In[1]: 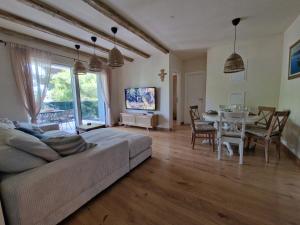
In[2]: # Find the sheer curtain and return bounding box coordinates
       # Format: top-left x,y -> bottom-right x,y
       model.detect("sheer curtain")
99,67 -> 114,126
9,43 -> 52,123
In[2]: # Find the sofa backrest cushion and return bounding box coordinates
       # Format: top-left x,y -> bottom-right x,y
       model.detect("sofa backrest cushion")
0,128 -> 47,173
6,129 -> 61,162
42,135 -> 97,156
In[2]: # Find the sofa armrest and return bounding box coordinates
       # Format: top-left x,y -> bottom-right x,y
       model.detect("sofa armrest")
0,201 -> 5,225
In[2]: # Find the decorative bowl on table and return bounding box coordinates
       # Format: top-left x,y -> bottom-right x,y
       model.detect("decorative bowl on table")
206,110 -> 218,115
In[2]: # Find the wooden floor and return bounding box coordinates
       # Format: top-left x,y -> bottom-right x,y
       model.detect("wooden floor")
60,125 -> 300,225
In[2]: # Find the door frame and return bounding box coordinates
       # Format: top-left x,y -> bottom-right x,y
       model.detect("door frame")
170,72 -> 182,129
184,71 -> 206,124
172,74 -> 178,121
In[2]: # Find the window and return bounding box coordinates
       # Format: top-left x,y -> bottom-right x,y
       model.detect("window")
39,65 -> 106,132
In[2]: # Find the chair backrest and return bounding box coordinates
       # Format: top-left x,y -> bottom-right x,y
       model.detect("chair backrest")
219,111 -> 248,138
189,109 -> 197,133
189,105 -> 200,120
63,109 -> 71,119
219,105 -> 227,111
255,106 -> 276,129
267,110 -> 290,137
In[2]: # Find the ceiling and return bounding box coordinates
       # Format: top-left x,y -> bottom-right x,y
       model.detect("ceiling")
0,0 -> 299,60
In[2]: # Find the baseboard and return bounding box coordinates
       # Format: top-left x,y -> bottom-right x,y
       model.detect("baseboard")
281,140 -> 300,166
109,122 -> 119,127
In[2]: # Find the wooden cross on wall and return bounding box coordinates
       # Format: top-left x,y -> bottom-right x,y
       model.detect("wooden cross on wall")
158,69 -> 167,82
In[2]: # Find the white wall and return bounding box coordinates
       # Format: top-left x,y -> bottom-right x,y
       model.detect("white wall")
206,34 -> 283,111
112,53 -> 170,129
183,55 -> 207,74
278,14 -> 300,158
0,46 -> 27,121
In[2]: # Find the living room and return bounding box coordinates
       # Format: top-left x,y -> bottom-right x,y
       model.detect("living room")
0,1 -> 300,225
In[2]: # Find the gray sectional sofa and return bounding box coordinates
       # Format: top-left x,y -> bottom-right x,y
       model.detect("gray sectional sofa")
0,128 -> 152,225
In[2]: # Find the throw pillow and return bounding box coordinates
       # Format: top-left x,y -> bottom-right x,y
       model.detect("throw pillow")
0,128 -> 47,173
5,129 -> 61,162
42,135 -> 97,156
14,122 -> 45,133
15,127 -> 45,139
0,118 -> 15,129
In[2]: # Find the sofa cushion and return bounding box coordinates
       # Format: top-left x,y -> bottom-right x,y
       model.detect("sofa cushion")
44,130 -> 72,138
126,135 -> 152,158
0,128 -> 47,173
42,135 -> 97,156
81,128 -> 152,158
6,129 -> 61,161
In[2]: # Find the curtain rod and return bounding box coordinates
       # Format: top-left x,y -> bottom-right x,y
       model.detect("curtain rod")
0,39 -> 89,63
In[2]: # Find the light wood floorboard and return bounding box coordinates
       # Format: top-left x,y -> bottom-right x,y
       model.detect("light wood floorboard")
60,125 -> 300,225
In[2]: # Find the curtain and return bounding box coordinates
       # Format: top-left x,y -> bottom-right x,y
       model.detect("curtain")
9,43 -> 52,123
99,67 -> 114,126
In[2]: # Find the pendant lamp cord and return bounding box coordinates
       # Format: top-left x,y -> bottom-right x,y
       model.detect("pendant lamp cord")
234,25 -> 237,53
114,33 -> 116,47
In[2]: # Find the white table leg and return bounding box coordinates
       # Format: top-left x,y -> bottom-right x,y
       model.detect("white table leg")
224,142 -> 233,156
218,138 -> 222,160
239,141 -> 244,164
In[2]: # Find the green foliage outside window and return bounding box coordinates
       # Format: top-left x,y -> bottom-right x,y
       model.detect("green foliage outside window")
46,68 -> 73,102
45,68 -> 101,121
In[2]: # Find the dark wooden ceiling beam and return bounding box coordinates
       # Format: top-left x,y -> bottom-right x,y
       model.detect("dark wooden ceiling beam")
0,26 -> 108,62
0,8 -> 134,62
17,0 -> 150,58
82,0 -> 169,54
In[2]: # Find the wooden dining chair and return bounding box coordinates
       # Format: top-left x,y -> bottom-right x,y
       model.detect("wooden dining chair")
255,106 -> 276,129
246,110 -> 290,163
190,105 -> 201,120
246,106 -> 276,150
218,112 -> 248,164
189,105 -> 213,125
190,109 -> 216,150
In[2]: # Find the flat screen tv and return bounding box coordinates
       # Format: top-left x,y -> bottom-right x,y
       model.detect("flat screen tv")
125,87 -> 156,111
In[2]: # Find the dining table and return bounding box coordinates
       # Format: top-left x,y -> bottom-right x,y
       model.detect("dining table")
203,112 -> 260,124
202,112 -> 260,155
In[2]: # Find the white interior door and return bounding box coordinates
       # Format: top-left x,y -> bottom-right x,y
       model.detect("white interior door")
184,73 -> 206,123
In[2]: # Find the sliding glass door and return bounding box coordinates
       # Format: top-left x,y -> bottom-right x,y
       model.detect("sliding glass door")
41,65 -> 76,131
40,65 -> 105,132
77,72 -> 105,125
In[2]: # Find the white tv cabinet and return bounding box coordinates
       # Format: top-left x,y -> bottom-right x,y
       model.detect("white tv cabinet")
120,113 -> 158,130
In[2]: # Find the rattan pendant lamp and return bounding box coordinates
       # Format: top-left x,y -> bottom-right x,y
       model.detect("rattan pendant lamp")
89,36 -> 104,72
73,44 -> 87,75
224,18 -> 245,74
109,27 -> 124,68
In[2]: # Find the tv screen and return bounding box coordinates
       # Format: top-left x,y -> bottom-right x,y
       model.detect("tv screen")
125,87 -> 156,110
